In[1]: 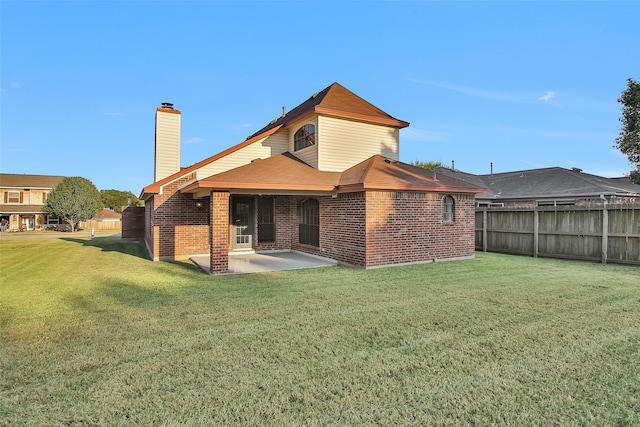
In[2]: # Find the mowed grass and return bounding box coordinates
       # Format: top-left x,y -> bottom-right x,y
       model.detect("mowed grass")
1,236 -> 639,426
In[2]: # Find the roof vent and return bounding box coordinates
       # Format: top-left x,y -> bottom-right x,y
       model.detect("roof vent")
160,102 -> 174,109
572,167 -> 583,173
312,92 -> 319,98
282,106 -> 286,118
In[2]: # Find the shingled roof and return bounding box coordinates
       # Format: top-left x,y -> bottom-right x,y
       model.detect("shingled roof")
435,166 -> 640,200
181,153 -> 486,195
142,83 -> 410,199
246,82 -> 409,140
0,173 -> 65,189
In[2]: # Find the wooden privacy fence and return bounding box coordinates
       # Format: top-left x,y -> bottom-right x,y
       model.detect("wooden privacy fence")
81,219 -> 122,231
475,203 -> 640,265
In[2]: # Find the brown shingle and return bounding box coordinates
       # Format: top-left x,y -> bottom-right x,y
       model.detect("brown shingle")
0,174 -> 65,189
182,154 -> 486,195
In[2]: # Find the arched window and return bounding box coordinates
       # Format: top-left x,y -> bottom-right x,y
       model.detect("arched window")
294,124 -> 316,151
444,196 -> 455,222
299,198 -> 319,246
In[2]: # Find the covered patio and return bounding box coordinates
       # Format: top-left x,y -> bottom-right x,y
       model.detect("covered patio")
190,250 -> 337,275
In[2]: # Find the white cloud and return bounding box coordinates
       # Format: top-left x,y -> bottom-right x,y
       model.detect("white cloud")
234,123 -> 252,130
185,137 -> 205,144
103,112 -> 122,116
10,82 -> 21,88
538,91 -> 555,101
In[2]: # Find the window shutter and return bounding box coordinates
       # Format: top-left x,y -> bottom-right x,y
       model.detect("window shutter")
20,192 -> 24,203
3,192 -> 6,203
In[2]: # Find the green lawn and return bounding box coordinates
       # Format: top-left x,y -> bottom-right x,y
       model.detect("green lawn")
1,235 -> 639,426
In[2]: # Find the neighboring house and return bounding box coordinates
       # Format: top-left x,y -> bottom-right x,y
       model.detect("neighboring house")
137,83 -> 486,273
80,208 -> 122,232
0,174 -> 65,231
435,166 -> 640,208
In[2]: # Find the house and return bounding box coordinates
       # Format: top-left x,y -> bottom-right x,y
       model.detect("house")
136,83 -> 486,273
80,208 -> 123,232
0,173 -> 65,231
435,166 -> 640,208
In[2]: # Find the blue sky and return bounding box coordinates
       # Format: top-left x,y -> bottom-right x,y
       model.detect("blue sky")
2,1 -> 639,194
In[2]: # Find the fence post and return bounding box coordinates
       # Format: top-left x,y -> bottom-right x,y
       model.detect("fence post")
482,209 -> 488,252
601,206 -> 609,264
533,209 -> 539,258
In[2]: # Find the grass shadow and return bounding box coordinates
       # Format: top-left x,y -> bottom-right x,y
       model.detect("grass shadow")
61,235 -> 149,260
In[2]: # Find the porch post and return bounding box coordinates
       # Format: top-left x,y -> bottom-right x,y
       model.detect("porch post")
210,191 -> 230,274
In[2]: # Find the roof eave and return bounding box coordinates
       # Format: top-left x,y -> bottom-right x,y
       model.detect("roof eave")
314,106 -> 410,128
141,125 -> 285,197
180,181 -> 337,194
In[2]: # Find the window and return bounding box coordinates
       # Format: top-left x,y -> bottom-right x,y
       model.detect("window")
258,197 -> 275,242
7,191 -> 21,204
294,124 -> 316,151
444,196 -> 454,222
299,198 -> 319,246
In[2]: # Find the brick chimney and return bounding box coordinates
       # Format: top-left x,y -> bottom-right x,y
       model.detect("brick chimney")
154,103 -> 181,182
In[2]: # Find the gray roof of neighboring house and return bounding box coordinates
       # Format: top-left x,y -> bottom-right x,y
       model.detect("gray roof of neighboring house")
434,167 -> 640,201
0,174 -> 65,189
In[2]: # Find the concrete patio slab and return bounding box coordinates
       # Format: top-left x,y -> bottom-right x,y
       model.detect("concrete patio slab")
190,250 -> 337,274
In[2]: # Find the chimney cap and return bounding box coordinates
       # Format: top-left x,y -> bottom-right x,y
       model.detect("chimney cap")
160,102 -> 174,109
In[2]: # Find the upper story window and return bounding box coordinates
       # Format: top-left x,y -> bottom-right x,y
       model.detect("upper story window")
443,196 -> 455,222
294,124 -> 316,151
6,191 -> 22,204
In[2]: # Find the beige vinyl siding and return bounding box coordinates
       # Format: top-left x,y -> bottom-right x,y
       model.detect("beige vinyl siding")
317,115 -> 399,172
155,111 -> 181,182
288,118 -> 318,168
195,131 -> 289,180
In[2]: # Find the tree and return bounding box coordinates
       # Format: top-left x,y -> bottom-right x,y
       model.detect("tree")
615,78 -> 640,184
100,189 -> 141,213
410,160 -> 445,170
44,177 -> 102,232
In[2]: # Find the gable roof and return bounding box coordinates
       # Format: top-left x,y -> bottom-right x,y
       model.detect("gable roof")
247,82 -> 409,139
0,173 -> 65,190
181,153 -> 341,194
181,153 -> 485,196
141,83 -> 409,199
91,208 -> 122,221
435,166 -> 640,200
141,125 -> 283,197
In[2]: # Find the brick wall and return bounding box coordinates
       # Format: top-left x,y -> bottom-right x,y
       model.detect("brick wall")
365,191 -> 476,267
122,206 -> 145,239
146,174 -> 211,261
210,191 -> 230,273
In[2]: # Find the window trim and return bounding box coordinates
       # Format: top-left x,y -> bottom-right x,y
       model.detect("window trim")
294,124 -> 316,152
443,195 -> 455,222
7,191 -> 21,204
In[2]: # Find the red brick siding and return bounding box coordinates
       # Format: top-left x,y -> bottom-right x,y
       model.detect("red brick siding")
288,194 -> 367,266
210,191 -> 230,273
365,192 -> 476,267
146,174 -> 210,260
285,192 -> 475,268
121,206 -> 145,239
